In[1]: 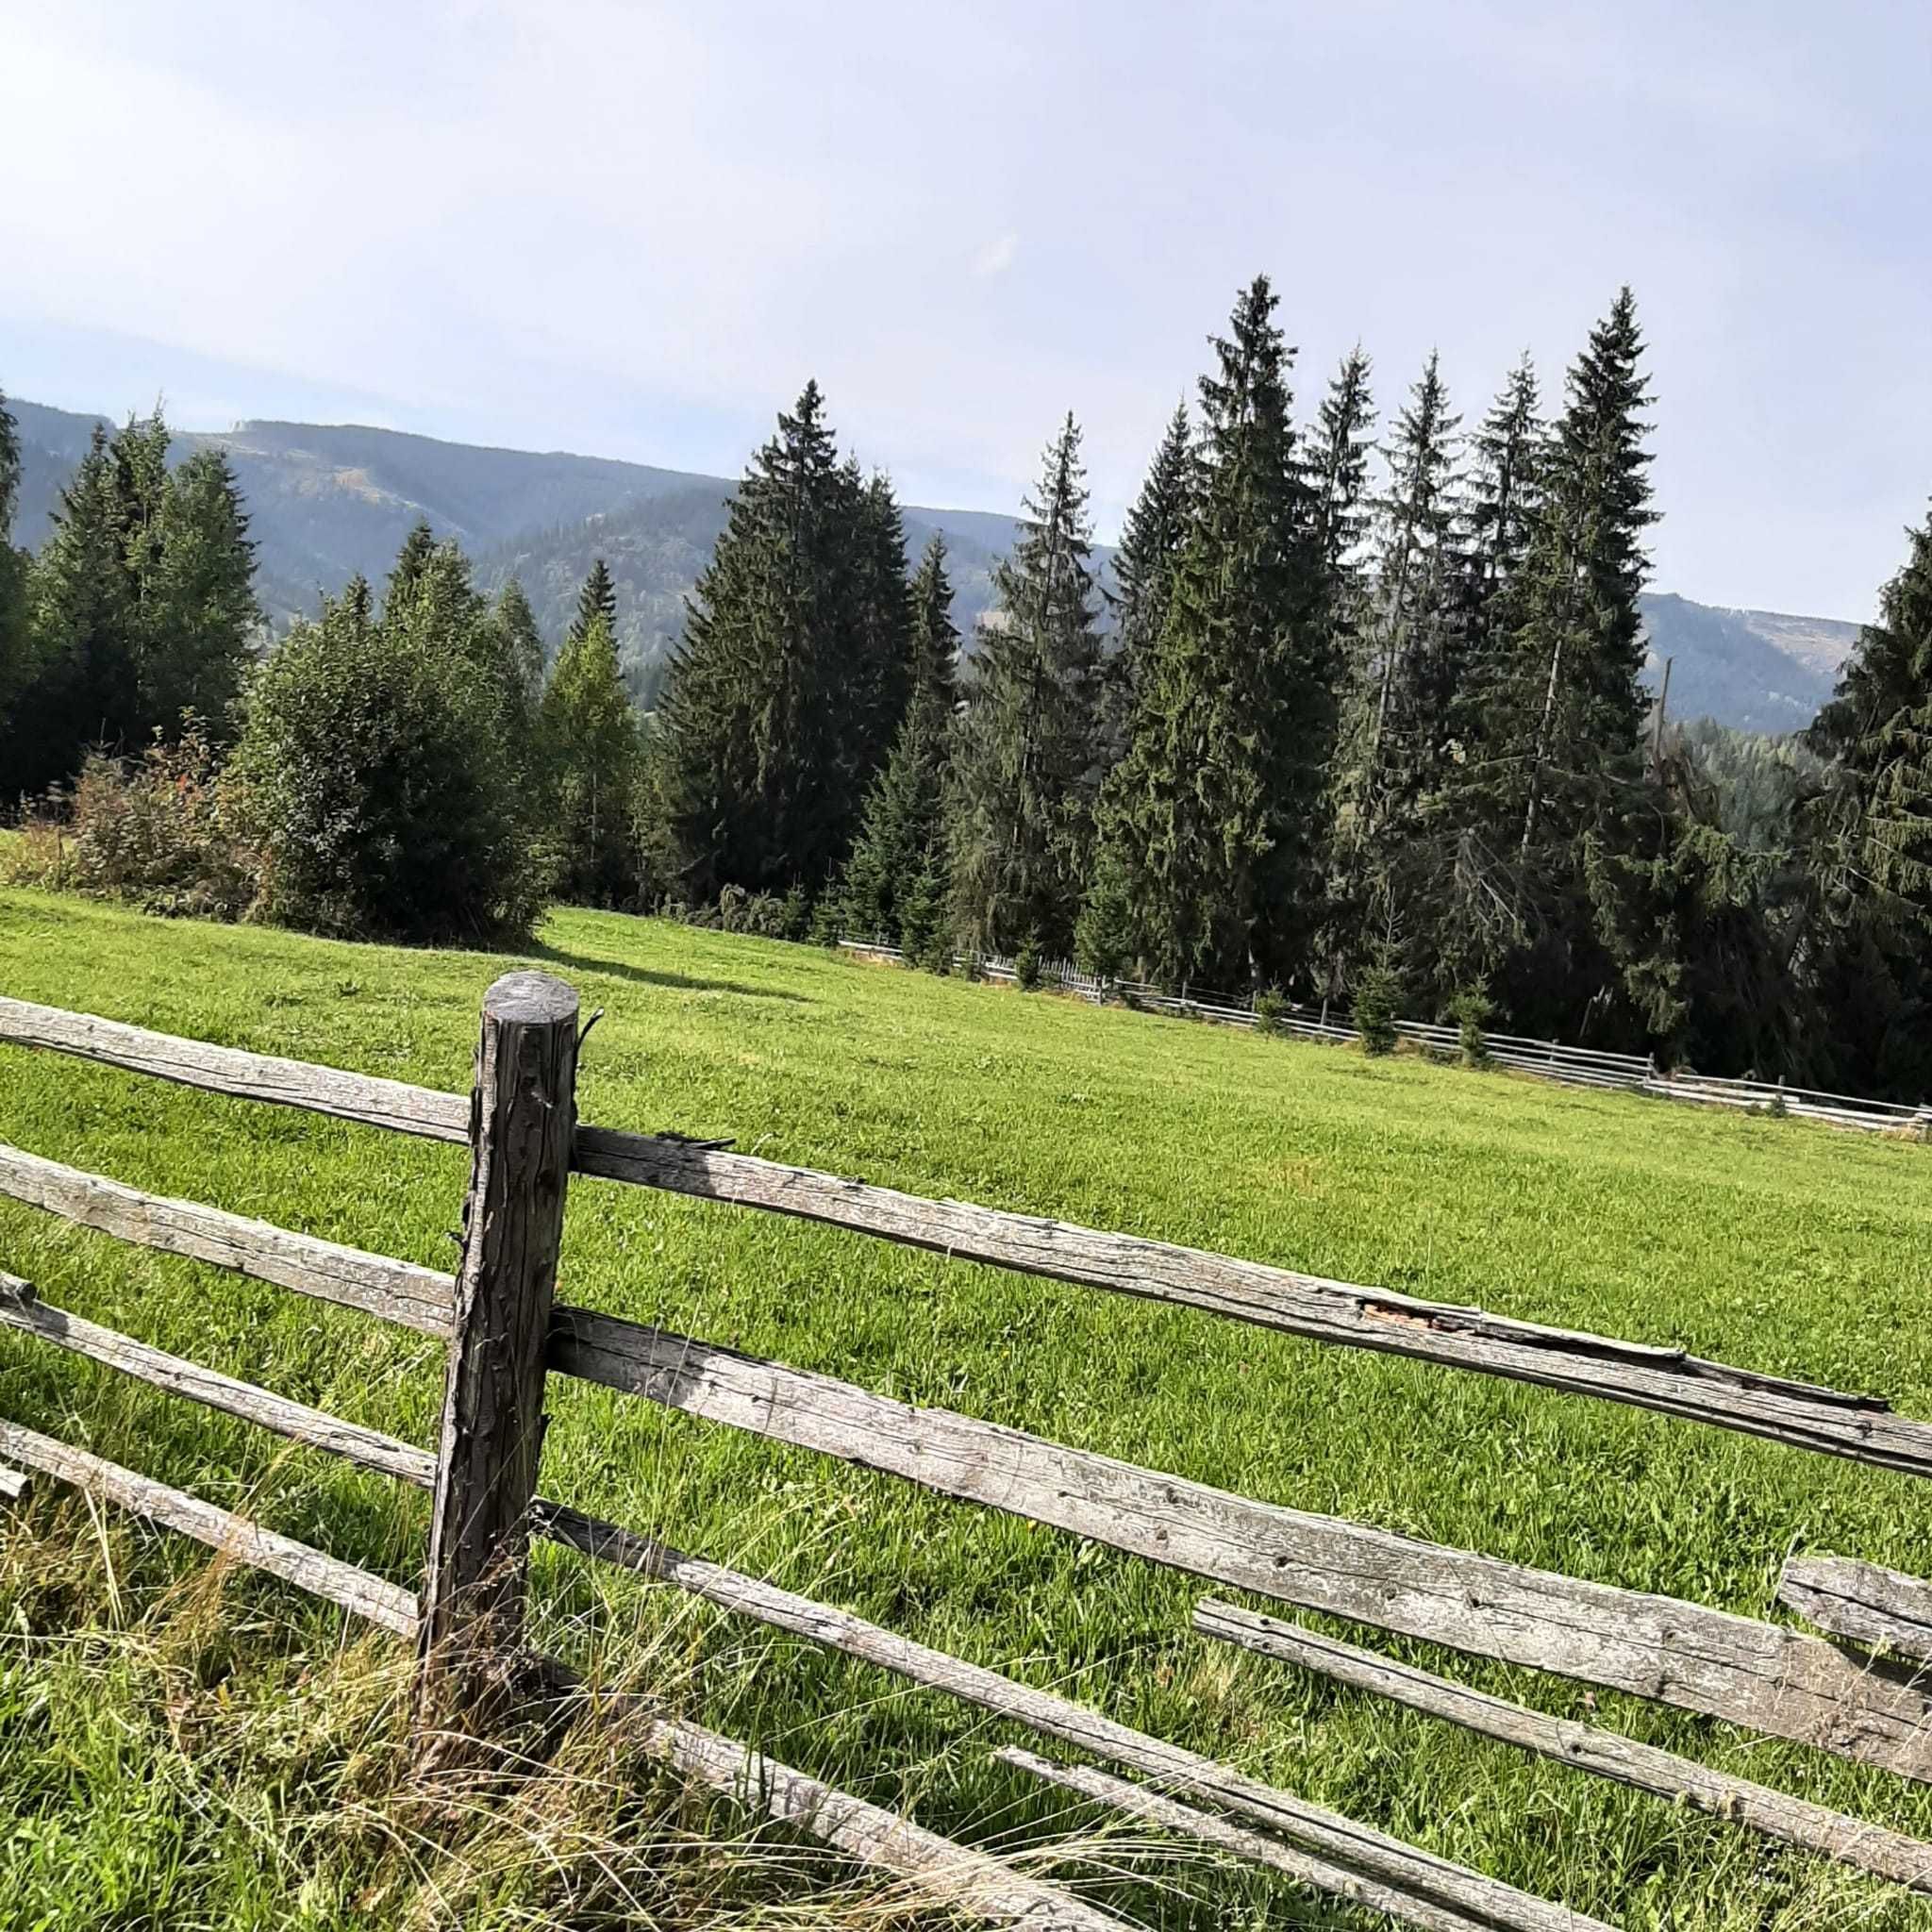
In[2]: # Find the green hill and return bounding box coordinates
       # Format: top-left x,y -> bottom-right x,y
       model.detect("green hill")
8,396 -> 1861,727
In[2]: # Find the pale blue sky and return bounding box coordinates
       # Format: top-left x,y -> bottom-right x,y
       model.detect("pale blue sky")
2,0 -> 1927,619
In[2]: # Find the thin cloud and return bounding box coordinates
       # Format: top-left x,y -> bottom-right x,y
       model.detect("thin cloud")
973,232 -> 1018,278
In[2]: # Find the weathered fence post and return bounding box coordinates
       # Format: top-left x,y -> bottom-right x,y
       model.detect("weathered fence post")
412,971 -> 579,1774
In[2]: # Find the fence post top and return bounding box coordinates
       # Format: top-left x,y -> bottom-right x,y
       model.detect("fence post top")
482,972 -> 578,1024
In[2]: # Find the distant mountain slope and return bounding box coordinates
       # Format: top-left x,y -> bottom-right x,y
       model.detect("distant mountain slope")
1637,593 -> 1859,733
8,396 -> 1861,728
8,398 -> 718,625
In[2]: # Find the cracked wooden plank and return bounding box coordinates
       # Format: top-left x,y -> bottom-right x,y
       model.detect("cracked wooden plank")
1196,1599 -> 1932,1895
545,1307 -> 1932,1781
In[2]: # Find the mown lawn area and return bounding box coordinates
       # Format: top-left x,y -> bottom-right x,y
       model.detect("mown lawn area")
3,884 -> 1932,1930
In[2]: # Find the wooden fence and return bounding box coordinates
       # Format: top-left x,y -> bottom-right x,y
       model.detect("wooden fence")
842,937 -> 1932,1135
4,980 -> 1932,1930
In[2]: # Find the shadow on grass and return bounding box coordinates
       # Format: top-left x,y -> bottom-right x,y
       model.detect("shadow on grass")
530,941 -> 810,1004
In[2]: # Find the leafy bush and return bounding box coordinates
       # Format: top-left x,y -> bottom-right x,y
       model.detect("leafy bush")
1449,987 -> 1493,1067
1353,966 -> 1402,1057
227,591 -> 541,944
3,724 -> 257,920
1254,988 -> 1289,1037
1013,933 -> 1043,991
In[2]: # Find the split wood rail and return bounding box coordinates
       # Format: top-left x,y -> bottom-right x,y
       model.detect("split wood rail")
3,982 -> 1932,1931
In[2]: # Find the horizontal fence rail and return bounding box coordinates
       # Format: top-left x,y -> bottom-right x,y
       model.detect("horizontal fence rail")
7,986 -> 1932,1925
839,941 -> 1932,1134
5,991 -> 1926,1473
0,1271 -> 1591,1930
1193,1601 -> 1932,1895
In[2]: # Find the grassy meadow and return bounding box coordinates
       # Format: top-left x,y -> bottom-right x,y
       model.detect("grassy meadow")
3,884 -> 1932,1930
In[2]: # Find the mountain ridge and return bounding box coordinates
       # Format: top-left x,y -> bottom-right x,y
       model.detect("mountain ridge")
7,396 -> 1862,729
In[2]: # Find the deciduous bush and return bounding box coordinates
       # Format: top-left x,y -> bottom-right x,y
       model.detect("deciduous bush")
226,590 -> 541,944
2,723 -> 257,920
1254,988 -> 1288,1037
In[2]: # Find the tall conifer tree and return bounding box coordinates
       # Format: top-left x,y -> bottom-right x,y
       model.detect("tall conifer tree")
1102,403 -> 1193,756
1802,506 -> 1932,1096
837,533 -> 958,950
1085,276 -> 1329,990
644,382 -> 901,901
542,612 -> 641,906
0,391 -> 29,791
948,413 -> 1104,957
1507,290 -> 1656,858
570,558 -> 618,645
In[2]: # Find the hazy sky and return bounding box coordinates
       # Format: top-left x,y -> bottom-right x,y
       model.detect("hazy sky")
3,0 -> 1927,619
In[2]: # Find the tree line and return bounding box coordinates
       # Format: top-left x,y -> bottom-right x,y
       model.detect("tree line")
3,274 -> 1928,1100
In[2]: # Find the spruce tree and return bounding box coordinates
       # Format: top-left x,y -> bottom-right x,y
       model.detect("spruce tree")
1803,506 -> 1932,1096
1508,289 -> 1657,858
1324,354 -> 1465,995
1085,276 -> 1329,991
1464,353 -> 1542,641
644,382 -> 898,902
22,423 -> 140,783
569,558 -> 618,645
491,577 -> 547,727
141,448 -> 258,733
1345,352 -> 1463,856
541,612 -> 641,906
1418,298 -> 1656,1022
948,414 -> 1104,957
1102,403 -> 1193,756
386,520 -> 438,609
837,533 -> 958,946
848,468 -> 915,789
0,391 -> 29,791
1307,347 -> 1376,586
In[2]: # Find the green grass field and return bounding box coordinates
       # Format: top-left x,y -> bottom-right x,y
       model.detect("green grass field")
3,884 -> 1932,1931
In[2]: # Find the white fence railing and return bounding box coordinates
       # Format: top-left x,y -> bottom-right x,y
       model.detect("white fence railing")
839,938 -> 1930,1140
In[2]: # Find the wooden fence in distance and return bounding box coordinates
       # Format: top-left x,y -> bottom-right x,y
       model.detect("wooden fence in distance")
4,984 -> 1932,1929
842,937 -> 1932,1135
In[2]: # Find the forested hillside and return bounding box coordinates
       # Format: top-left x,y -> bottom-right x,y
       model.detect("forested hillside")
8,396 -> 1852,728
6,275 -> 1928,1102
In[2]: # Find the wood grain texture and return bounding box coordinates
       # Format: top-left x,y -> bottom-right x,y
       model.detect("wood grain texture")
645,1718 -> 1133,1932
997,1748 -> 1507,1932
571,1126 -> 1932,1478
6,994 -> 1924,1474
0,1416 -> 418,1633
547,1307 -> 1932,1781
0,1281 -> 1560,1927
415,972 -> 578,1757
533,1502 -> 1600,1931
0,1271 -> 436,1486
1780,1556 -> 1932,1665
1195,1599 -> 1932,1895
0,1142 -> 454,1335
0,994 -> 470,1140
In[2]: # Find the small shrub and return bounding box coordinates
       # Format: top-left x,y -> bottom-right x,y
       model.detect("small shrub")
1254,988 -> 1289,1038
778,883 -> 812,942
1449,987 -> 1493,1068
1013,933 -> 1043,991
713,885 -> 792,938
1353,966 -> 1402,1058
3,724 -> 258,921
